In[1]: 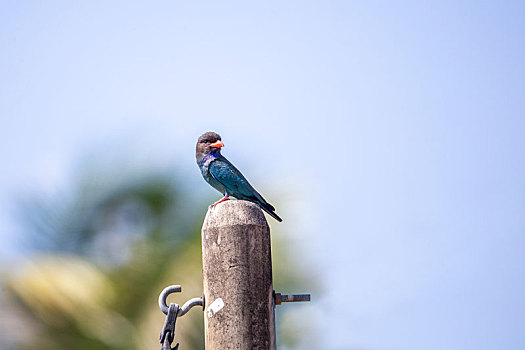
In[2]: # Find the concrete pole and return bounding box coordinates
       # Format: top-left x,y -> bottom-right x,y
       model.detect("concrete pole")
201,200 -> 275,350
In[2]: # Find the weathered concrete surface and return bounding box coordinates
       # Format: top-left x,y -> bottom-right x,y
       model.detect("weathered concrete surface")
202,200 -> 275,350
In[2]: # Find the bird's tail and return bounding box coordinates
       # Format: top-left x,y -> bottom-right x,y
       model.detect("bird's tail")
260,202 -> 283,222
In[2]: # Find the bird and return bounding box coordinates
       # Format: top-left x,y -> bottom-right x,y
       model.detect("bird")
196,131 -> 282,222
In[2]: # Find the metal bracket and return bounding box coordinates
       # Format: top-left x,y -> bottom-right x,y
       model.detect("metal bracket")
160,303 -> 180,350
273,290 -> 311,306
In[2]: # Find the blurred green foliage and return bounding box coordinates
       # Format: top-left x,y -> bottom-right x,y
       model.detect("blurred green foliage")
1,162 -> 313,349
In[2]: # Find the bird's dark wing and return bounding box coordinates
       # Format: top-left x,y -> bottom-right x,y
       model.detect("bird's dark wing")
209,156 -> 282,222
208,157 -> 264,202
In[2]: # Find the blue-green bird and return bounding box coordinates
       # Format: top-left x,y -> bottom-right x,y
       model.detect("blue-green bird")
196,131 -> 282,222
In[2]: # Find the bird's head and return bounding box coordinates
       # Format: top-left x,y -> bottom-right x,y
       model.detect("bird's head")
196,132 -> 224,160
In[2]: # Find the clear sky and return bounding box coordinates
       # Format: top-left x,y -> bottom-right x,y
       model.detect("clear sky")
1,1 -> 525,349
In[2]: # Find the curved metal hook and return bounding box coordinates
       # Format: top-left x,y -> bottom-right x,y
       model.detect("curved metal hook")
158,285 -> 203,316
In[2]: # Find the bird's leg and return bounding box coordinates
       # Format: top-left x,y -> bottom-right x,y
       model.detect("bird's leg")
211,195 -> 230,206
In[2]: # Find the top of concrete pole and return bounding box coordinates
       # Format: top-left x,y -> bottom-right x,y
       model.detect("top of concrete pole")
201,198 -> 274,350
203,200 -> 269,229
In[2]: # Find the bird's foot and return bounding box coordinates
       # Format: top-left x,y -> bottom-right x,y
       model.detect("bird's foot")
211,195 -> 230,207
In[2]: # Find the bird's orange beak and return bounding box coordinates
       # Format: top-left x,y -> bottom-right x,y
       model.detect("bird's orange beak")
210,140 -> 224,148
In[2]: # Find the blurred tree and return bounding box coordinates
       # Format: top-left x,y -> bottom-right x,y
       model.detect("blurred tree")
1,160 -> 314,349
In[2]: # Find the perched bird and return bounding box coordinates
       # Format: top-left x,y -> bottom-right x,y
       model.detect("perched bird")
196,132 -> 282,222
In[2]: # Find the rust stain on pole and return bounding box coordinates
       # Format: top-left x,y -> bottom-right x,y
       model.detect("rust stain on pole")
202,200 -> 275,350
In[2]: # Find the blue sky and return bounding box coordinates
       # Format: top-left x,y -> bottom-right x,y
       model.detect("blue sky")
1,1 -> 525,349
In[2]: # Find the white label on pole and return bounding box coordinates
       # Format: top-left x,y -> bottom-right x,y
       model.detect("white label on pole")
207,298 -> 225,318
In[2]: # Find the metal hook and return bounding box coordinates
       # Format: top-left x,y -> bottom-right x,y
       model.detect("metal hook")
158,285 -> 204,316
